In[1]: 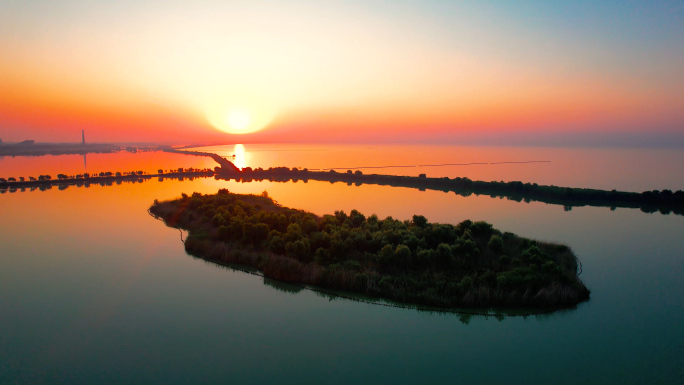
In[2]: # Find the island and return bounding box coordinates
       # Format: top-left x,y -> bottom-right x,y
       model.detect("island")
150,189 -> 590,309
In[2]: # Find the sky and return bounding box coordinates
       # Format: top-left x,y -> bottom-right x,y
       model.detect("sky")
1,0 -> 683,145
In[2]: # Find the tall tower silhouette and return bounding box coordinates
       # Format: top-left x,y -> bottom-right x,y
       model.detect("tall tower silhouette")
82,130 -> 85,145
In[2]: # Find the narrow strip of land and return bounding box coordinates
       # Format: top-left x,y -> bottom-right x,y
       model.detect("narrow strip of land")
3,149 -> 683,216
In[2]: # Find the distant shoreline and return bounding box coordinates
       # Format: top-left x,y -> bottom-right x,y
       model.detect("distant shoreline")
215,166 -> 684,216
0,143 -> 125,157
0,169 -> 214,191
2,148 -> 683,216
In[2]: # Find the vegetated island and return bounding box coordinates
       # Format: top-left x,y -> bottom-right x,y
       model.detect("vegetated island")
150,189 -> 590,309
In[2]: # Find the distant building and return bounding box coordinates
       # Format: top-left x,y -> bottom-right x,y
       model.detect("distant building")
0,138 -> 3,145
17,140 -> 35,146
82,130 -> 85,145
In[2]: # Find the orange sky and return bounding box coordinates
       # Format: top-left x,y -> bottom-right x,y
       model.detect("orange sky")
1,1 -> 683,145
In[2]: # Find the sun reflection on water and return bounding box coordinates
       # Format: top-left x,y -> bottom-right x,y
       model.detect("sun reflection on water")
233,144 -> 248,170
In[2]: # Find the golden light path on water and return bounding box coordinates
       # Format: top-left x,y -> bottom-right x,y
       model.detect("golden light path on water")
233,144 -> 248,170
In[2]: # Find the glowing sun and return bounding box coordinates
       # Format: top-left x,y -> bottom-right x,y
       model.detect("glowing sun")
227,110 -> 251,131
205,98 -> 275,135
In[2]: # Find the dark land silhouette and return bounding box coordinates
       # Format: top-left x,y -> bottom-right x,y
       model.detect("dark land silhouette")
0,142 -> 123,156
150,190 -> 590,309
0,168 -> 214,193
214,165 -> 684,216
3,151 -> 684,216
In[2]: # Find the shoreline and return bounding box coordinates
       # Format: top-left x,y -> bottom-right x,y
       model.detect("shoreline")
3,148 -> 683,216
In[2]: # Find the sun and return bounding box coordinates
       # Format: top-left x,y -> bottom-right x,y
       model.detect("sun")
204,97 -> 276,135
227,109 -> 251,131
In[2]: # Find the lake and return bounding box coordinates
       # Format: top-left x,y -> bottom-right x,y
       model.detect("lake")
1,144 -> 682,384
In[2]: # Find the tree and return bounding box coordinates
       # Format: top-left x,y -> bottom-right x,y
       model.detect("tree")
378,244 -> 395,269
269,236 -> 286,254
314,247 -> 332,264
349,210 -> 366,228
395,245 -> 412,267
435,243 -> 454,267
488,235 -> 504,253
470,221 -> 493,238
412,215 -> 428,228
285,239 -> 311,262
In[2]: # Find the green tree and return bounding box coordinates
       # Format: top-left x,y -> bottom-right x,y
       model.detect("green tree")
269,236 -> 285,254
412,215 -> 428,228
435,243 -> 454,267
488,235 -> 504,253
394,245 -> 412,268
378,244 -> 395,269
285,239 -> 311,262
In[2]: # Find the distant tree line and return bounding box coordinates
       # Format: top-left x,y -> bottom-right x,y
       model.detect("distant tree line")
6,157 -> 683,217
0,167 -> 215,189
214,166 -> 684,216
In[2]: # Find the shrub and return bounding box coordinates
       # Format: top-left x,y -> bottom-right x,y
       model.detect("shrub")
395,244 -> 412,267
269,236 -> 286,254
285,239 -> 312,262
412,215 -> 428,228
488,235 -> 504,253
458,276 -> 474,291
470,221 -> 494,238
435,243 -> 454,267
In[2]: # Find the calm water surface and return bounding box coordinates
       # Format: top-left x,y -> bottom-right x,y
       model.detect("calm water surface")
1,145 -> 682,384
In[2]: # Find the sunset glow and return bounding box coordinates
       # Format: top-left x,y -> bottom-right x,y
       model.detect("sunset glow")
227,110 -> 250,132
2,2 -> 684,381
1,1 -> 683,145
